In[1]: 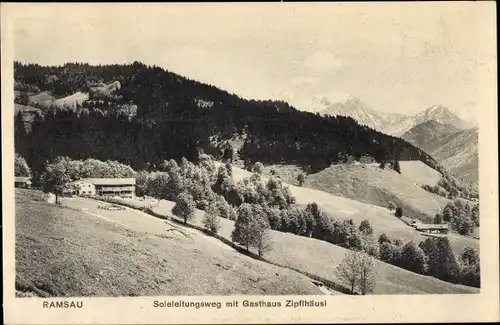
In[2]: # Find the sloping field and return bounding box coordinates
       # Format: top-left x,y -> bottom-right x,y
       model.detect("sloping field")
16,189 -> 322,297
28,91 -> 55,106
304,163 -> 450,222
150,200 -> 478,295
53,91 -> 89,108
398,161 -> 443,186
222,163 -> 479,255
261,164 -> 307,186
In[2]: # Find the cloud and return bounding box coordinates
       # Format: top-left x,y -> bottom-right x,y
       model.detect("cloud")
302,51 -> 346,71
291,76 -> 316,87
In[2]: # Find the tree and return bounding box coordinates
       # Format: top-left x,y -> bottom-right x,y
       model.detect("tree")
426,237 -> 460,283
145,172 -> 170,200
252,162 -> 264,174
362,234 -> 380,258
15,153 -> 31,177
459,247 -> 480,288
215,196 -> 237,220
359,220 -> 373,236
253,214 -> 273,257
452,212 -> 475,236
387,202 -> 396,211
358,252 -> 377,295
442,203 -> 454,222
378,233 -> 391,245
244,159 -> 253,172
203,204 -> 221,235
471,204 -> 479,227
263,205 -> 282,230
335,250 -> 377,295
379,161 -> 386,169
335,250 -> 361,294
222,142 -> 234,162
346,228 -> 365,251
296,173 -> 305,186
15,112 -> 27,157
393,238 -> 404,246
232,203 -> 256,251
172,192 -> 196,225
224,162 -> 233,177
198,153 -> 216,174
379,242 -> 400,264
40,160 -> 73,204
231,203 -> 273,256
395,207 -> 403,218
398,241 -> 428,274
393,160 -> 401,174
434,213 -> 443,224
18,91 -> 30,105
461,247 -> 479,267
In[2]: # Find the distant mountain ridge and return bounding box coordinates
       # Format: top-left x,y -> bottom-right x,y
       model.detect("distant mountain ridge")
309,95 -> 475,136
14,61 -> 443,179
402,121 -> 478,183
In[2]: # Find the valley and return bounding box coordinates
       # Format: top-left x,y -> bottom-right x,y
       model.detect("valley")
13,61 -> 481,298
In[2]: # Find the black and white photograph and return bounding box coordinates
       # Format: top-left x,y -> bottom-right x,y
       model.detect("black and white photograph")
3,2 -> 499,324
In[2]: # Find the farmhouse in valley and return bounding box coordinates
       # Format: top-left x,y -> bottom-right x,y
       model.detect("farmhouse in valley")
15,176 -> 32,188
71,178 -> 136,198
414,223 -> 450,234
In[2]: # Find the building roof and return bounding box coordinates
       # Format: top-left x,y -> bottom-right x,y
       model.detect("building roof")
416,223 -> 449,230
15,176 -> 31,183
82,178 -> 136,185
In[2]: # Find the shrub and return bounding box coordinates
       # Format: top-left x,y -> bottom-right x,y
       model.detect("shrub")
395,207 -> 403,218
393,160 -> 401,174
296,173 -> 305,186
378,233 -> 391,245
359,220 -> 373,236
252,162 -> 264,174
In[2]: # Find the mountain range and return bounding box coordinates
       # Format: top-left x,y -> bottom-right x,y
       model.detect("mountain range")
308,95 -> 475,136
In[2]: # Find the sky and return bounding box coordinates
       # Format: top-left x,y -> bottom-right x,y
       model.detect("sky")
11,3 -> 496,122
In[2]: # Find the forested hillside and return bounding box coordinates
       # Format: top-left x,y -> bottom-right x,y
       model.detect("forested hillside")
14,61 -> 441,183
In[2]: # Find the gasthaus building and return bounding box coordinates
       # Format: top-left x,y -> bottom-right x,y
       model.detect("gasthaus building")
72,178 -> 136,198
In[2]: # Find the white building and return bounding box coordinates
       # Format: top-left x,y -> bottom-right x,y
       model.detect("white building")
70,178 -> 136,198
71,179 -> 96,196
